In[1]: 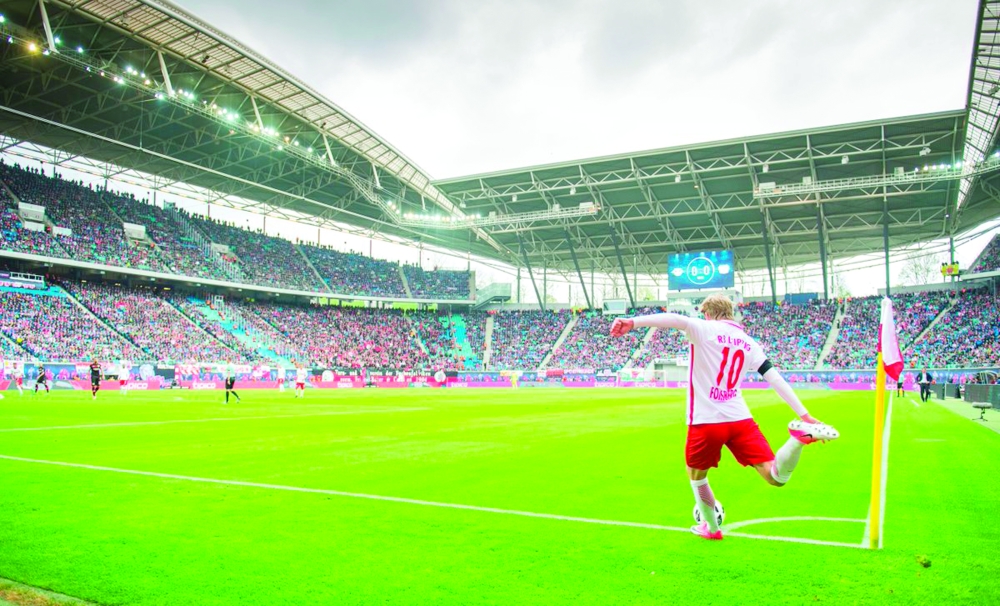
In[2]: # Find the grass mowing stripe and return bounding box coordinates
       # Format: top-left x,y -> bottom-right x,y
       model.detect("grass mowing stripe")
0,453 -> 864,549
0,407 -> 428,432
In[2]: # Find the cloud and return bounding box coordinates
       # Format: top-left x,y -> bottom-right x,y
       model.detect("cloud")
179,0 -> 978,178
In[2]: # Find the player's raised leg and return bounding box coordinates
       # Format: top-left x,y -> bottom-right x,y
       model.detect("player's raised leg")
752,419 -> 840,486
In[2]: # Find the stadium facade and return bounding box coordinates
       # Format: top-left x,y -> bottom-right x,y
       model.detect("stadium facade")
0,0 -> 998,379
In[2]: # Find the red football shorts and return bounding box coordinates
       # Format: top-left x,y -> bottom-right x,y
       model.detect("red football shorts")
686,418 -> 774,469
119,379 -> 128,386
295,382 -> 305,389
16,377 -> 23,386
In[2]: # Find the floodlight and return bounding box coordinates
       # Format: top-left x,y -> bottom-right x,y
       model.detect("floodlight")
841,155 -> 849,164
919,147 -> 931,156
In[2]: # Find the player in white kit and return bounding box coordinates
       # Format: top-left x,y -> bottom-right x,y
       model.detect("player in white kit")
118,360 -> 131,396
294,365 -> 308,398
610,294 -> 839,540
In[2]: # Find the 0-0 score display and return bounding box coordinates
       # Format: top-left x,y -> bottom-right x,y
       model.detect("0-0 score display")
667,250 -> 735,290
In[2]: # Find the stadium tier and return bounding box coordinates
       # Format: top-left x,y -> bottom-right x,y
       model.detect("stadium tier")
905,289 -> 1000,369
298,243 -> 407,297
487,310 -> 572,371
547,311 -> 645,371
0,277 -> 997,371
824,292 -> 951,370
0,161 -> 473,300
738,301 -> 837,370
971,234 -> 1000,274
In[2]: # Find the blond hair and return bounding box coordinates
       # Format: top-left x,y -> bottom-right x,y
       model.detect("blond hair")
700,294 -> 735,321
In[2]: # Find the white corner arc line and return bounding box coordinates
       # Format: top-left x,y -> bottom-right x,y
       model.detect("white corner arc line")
724,516 -> 864,531
0,454 -> 864,549
0,408 -> 428,433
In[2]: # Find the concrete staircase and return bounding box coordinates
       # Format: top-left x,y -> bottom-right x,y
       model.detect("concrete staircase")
622,327 -> 656,371
539,314 -> 579,370
406,314 -> 430,355
61,285 -> 141,352
815,302 -> 845,370
173,214 -> 249,283
908,297 -> 958,350
482,315 -> 495,368
399,266 -> 414,298
180,297 -> 292,366
0,180 -> 71,256
0,330 -> 31,360
295,245 -> 332,293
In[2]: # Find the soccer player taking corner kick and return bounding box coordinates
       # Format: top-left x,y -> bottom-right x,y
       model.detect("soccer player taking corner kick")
609,294 -> 839,540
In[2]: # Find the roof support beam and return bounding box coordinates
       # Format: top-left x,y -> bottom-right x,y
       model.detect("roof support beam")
564,229 -> 592,310
760,211 -> 777,305
608,223 -> 636,309
817,204 -> 829,300
516,231 -> 545,311
157,51 -> 175,98
38,0 -> 58,53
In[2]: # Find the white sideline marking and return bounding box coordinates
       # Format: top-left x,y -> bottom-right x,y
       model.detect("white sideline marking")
909,398 -> 920,408
0,408 -> 428,433
0,454 -> 864,549
879,393 -> 893,549
724,516 -> 864,531
861,391 -> 894,549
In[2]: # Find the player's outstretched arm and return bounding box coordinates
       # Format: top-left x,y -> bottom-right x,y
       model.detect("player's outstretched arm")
609,313 -> 691,337
761,367 -> 820,423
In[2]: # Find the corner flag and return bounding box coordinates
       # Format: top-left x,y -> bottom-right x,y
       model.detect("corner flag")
870,296 -> 903,549
878,297 -> 904,382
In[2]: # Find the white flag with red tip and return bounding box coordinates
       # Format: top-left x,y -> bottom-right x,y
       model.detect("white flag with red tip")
878,297 -> 904,382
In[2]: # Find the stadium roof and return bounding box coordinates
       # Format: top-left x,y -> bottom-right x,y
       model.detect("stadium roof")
0,0 -> 999,285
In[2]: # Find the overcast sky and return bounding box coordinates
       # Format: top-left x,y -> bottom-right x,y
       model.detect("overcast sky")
180,0 -> 978,178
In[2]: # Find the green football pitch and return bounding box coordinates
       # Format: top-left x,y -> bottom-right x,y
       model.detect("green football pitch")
0,388 -> 997,605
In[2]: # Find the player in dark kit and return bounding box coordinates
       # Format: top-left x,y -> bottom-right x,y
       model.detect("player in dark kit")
90,359 -> 102,400
34,363 -> 49,395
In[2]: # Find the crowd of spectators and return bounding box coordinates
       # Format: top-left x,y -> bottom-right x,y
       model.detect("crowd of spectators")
825,292 -> 951,369
186,217 -> 324,292
1,162 -> 482,300
168,296 -> 256,362
103,193 -> 233,281
971,235 -> 1000,274
244,304 -> 427,369
906,289 -> 1000,368
631,310 -> 689,369
1,163 -> 170,272
299,244 -> 406,297
739,301 -> 836,370
402,265 -> 471,300
548,311 -> 643,371
65,281 -> 238,364
227,300 -> 313,363
0,184 -> 66,257
0,289 -> 142,362
489,310 -> 571,370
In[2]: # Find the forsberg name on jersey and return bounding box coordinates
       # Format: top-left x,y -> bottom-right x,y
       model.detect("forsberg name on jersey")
716,334 -> 752,352
709,386 -> 739,402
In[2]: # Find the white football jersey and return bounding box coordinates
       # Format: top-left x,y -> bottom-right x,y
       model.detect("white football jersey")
296,368 -> 308,382
684,318 -> 768,425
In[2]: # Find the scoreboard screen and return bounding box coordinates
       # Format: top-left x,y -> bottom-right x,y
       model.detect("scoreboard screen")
668,250 -> 735,290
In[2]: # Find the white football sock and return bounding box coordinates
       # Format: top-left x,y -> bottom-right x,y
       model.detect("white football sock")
690,478 -> 720,531
771,438 -> 804,484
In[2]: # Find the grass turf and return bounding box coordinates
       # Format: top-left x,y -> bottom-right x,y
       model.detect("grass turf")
0,388 -> 997,605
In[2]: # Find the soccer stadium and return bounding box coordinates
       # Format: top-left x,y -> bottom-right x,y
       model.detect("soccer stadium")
0,0 -> 998,604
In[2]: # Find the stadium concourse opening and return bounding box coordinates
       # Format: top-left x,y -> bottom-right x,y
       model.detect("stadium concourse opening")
0,0 -> 999,604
